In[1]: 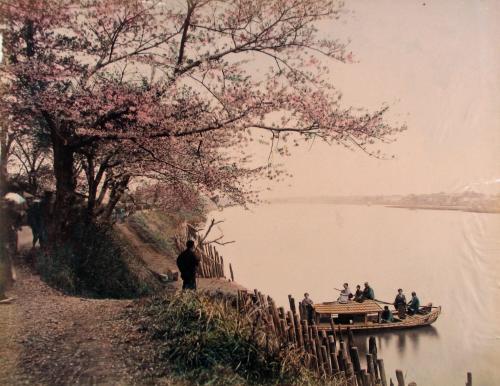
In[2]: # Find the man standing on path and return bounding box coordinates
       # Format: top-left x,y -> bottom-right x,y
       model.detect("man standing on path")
176,240 -> 200,290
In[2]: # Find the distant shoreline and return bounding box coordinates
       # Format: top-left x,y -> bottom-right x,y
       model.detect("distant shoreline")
385,204 -> 500,214
266,199 -> 500,214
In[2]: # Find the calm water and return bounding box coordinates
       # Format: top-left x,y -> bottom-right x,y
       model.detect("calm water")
218,204 -> 500,385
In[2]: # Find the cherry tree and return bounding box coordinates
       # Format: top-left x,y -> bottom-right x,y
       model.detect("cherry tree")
0,0 -> 405,243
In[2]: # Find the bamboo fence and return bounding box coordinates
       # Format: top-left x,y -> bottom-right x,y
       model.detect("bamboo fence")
175,224 -> 234,281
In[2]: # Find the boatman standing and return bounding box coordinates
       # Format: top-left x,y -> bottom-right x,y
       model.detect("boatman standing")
176,240 -> 200,290
394,288 -> 407,319
302,293 -> 315,324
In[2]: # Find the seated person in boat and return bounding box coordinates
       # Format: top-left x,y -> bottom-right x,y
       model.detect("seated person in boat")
338,283 -> 353,303
381,306 -> 394,323
354,284 -> 363,302
394,288 -> 407,319
362,282 -> 375,300
407,291 -> 420,315
302,293 -> 315,324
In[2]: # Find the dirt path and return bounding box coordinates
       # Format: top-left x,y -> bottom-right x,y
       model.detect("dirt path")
0,224 -> 245,385
1,268 -> 138,385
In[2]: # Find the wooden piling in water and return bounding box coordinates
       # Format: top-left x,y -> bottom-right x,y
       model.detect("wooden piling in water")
466,372 -> 472,386
366,353 -> 376,386
360,369 -> 369,386
369,336 -> 379,381
377,359 -> 388,386
328,336 -> 340,374
395,369 -> 405,386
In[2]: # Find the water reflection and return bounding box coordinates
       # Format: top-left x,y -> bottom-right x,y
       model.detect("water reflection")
352,326 -> 439,357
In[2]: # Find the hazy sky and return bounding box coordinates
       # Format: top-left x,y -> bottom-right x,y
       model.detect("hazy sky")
257,0 -> 500,197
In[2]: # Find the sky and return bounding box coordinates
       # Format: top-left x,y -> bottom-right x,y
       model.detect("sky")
255,0 -> 500,197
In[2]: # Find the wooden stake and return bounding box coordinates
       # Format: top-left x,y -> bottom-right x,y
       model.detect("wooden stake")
366,353 -> 376,386
321,345 -> 332,376
377,359 -> 388,386
395,369 -> 405,386
466,372 -> 472,386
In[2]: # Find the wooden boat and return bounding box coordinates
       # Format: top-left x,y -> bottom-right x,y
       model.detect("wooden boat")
312,300 -> 441,332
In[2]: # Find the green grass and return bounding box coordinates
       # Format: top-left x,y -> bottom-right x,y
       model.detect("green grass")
35,221 -> 160,298
138,291 -> 347,386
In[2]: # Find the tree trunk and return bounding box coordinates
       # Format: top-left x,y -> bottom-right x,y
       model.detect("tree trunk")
0,202 -> 14,299
50,134 -> 77,243
0,127 -> 12,196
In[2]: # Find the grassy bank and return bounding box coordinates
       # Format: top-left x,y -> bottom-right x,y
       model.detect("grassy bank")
134,290 -> 346,386
34,221 -> 161,298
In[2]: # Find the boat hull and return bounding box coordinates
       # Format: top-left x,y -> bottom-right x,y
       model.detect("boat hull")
316,306 -> 441,332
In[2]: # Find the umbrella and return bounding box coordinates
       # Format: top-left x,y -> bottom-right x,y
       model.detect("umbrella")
4,192 -> 27,205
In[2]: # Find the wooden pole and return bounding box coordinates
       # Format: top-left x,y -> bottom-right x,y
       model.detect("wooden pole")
395,369 -> 405,386
377,359 -> 388,386
330,318 -> 337,342
366,353 -> 376,386
294,313 -> 303,348
350,346 -> 361,374
369,336 -> 379,380
229,263 -> 234,281
279,319 -> 288,343
466,372 -> 472,386
288,295 -> 297,315
328,336 -> 340,374
310,339 -> 320,373
302,320 -> 310,350
287,310 -> 297,345
321,345 -> 332,376
360,370 -> 369,386
347,327 -> 354,349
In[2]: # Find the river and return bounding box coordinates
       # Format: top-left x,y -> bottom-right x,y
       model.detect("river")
217,203 -> 500,385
